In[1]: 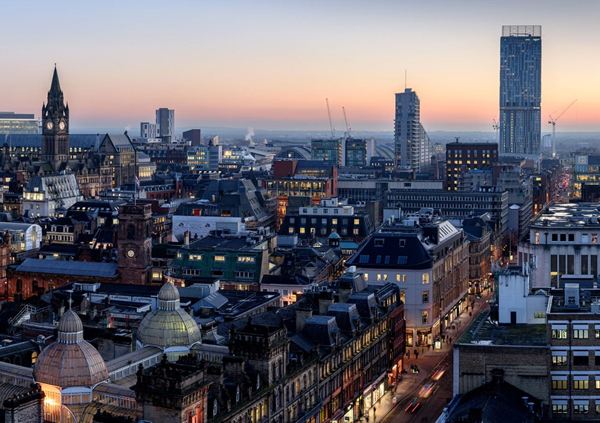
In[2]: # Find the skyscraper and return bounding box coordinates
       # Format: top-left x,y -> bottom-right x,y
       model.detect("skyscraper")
394,88 -> 431,172
499,25 -> 542,156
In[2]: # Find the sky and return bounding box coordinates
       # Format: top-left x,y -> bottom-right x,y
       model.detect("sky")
1,0 -> 600,134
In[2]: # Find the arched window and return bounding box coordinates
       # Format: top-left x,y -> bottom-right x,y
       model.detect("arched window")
31,351 -> 37,364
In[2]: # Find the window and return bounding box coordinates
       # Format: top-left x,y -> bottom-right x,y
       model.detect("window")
421,311 -> 428,324
574,403 -> 589,414
374,239 -> 384,247
552,404 -> 567,414
354,219 -> 360,225
214,255 -> 226,262
422,291 -> 429,303
552,329 -> 567,339
235,271 -> 254,279
593,234 -> 598,243
534,312 -> 546,318
552,355 -> 567,366
573,329 -> 589,339
353,229 -> 359,235
189,254 -> 202,261
574,379 -> 589,389
332,219 -> 337,225
552,379 -> 567,390
300,228 -> 306,234
574,355 -> 589,366
569,234 -> 575,242
422,273 -> 429,284
237,256 -> 255,263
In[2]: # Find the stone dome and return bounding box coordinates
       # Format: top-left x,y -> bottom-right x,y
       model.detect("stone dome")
33,310 -> 108,388
136,283 -> 201,349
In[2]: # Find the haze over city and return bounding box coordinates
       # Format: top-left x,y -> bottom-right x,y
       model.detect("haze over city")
2,0 -> 600,133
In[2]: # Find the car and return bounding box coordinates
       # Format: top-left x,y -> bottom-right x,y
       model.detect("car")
432,366 -> 447,381
419,383 -> 435,398
405,397 -> 421,413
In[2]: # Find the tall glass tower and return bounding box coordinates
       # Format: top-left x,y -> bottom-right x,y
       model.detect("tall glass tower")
499,25 -> 542,156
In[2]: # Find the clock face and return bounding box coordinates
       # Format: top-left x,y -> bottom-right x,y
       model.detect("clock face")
127,249 -> 135,258
59,121 -> 66,131
46,121 -> 54,130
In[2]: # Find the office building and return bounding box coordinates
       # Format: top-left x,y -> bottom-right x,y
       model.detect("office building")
445,141 -> 498,190
0,112 -> 38,134
394,88 -> 432,172
155,107 -> 174,142
499,25 -> 542,156
311,138 -> 342,165
182,128 -> 202,146
344,137 -> 374,167
518,203 -> 600,289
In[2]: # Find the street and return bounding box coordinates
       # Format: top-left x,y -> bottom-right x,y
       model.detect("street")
369,289 -> 493,423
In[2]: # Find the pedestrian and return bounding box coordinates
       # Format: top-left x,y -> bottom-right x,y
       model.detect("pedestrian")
406,350 -> 410,360
415,350 -> 419,360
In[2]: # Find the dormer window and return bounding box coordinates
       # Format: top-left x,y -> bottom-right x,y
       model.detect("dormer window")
374,239 -> 384,247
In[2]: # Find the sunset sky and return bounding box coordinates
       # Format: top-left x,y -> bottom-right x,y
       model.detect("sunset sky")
1,0 -> 600,133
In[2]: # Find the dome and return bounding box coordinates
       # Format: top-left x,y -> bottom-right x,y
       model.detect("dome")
328,232 -> 341,239
158,281 -> 180,303
136,283 -> 201,349
33,311 -> 108,388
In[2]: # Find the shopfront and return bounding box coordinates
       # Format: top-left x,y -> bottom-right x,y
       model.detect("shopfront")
362,373 -> 387,413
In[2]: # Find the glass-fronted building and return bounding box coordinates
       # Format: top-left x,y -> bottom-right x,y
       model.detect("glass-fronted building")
499,25 -> 542,156
0,112 -> 39,134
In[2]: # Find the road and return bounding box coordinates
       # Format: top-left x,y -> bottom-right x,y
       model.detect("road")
379,292 -> 492,423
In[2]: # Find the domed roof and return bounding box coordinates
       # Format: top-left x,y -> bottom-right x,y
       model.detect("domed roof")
58,309 -> 84,333
136,283 -> 201,349
33,311 -> 108,388
328,232 -> 341,239
158,281 -> 180,302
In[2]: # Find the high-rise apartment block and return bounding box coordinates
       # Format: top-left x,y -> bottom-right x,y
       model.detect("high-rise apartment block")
155,107 -> 174,142
394,88 -> 431,172
499,25 -> 542,156
311,138 -> 342,166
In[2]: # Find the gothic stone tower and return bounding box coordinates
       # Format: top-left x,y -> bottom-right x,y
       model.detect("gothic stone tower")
41,66 -> 69,172
117,203 -> 152,285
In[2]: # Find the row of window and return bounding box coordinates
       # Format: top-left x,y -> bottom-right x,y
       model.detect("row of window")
290,217 -> 359,225
290,227 -> 359,236
552,328 -> 600,340
365,273 -> 429,284
176,253 -> 256,264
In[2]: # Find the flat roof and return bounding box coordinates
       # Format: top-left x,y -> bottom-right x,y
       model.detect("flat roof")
457,311 -> 547,346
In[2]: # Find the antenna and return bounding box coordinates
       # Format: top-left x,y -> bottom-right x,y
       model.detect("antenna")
326,98 -> 335,139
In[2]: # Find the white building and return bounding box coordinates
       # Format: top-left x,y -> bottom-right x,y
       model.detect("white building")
346,217 -> 469,347
140,122 -> 158,139
22,173 -> 83,217
518,203 -> 600,289
0,222 -> 42,252
497,264 -> 548,324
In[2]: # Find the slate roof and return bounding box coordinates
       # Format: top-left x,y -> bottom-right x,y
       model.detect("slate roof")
446,381 -> 541,423
0,134 -> 101,149
15,258 -> 117,278
346,232 -> 432,269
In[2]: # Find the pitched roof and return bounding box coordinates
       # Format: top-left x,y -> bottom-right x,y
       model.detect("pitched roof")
15,258 -> 117,278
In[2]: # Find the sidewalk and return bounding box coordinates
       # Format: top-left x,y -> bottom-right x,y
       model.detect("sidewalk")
364,289 -> 494,423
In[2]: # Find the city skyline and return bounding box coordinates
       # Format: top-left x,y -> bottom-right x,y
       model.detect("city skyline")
2,1 -> 600,133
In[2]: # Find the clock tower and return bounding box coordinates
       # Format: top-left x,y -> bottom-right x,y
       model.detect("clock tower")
41,66 -> 69,172
117,203 -> 153,285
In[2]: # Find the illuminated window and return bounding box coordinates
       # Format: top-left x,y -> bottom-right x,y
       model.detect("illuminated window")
300,228 -> 306,234
214,255 -> 226,262
237,256 -> 255,263
421,311 -> 428,324
422,273 -> 429,284
354,219 -> 360,225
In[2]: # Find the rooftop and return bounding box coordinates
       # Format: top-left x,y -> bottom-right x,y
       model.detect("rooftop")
15,259 -> 117,278
458,310 -> 547,346
531,203 -> 600,228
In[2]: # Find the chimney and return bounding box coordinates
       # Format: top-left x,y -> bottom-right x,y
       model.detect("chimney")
338,284 -> 353,303
527,402 -> 534,413
184,230 -> 190,246
522,396 -> 528,407
295,306 -> 313,333
318,291 -> 334,315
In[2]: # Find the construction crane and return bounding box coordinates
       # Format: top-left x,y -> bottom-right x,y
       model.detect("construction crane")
548,99 -> 577,158
342,106 -> 351,138
326,98 -> 335,139
492,119 -> 499,144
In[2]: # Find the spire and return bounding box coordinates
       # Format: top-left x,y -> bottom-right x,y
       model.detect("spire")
50,65 -> 62,96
